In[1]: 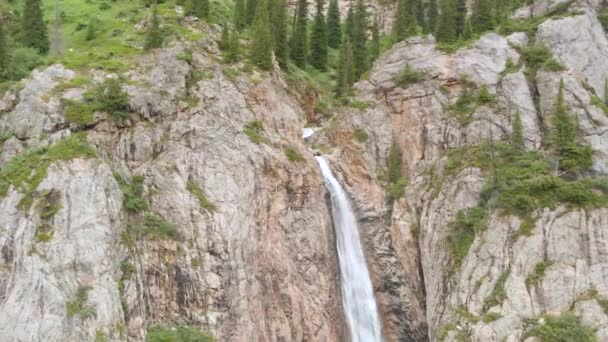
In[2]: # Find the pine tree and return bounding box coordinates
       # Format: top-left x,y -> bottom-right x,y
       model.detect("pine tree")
550,79 -> 592,175
224,29 -> 241,63
23,0 -> 50,53
234,0 -> 246,31
393,0 -> 417,41
144,6 -> 164,50
245,0 -> 257,25
427,0 -> 438,34
463,19 -> 474,40
511,111 -> 524,150
352,0 -> 368,79
270,0 -> 288,68
336,37 -> 355,96
310,0 -> 328,70
455,0 -> 467,35
472,0 -> 494,33
86,17 -> 97,41
250,0 -> 273,70
186,0 -> 210,19
436,0 -> 457,43
369,16 -> 380,64
327,0 -> 341,48
415,0 -> 426,32
291,0 -> 308,68
0,19 -> 7,79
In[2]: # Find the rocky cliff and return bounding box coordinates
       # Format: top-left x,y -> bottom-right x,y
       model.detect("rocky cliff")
2,0 -> 608,341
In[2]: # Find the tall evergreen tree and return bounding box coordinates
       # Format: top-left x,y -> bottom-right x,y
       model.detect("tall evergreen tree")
393,0 -> 417,41
369,15 -> 380,64
234,0 -> 246,31
309,0 -> 328,70
472,0 -> 494,33
427,0 -> 438,34
186,0 -> 210,19
290,0 -> 308,68
23,0 -> 49,53
223,28 -> 241,63
336,37 -> 355,96
550,79 -> 592,175
511,111 -> 524,150
327,0 -> 341,48
269,0 -> 288,68
436,0 -> 457,43
415,0 -> 426,32
352,0 -> 368,79
245,0 -> 257,25
0,19 -> 7,78
250,0 -> 273,70
144,6 -> 164,50
455,0 -> 467,36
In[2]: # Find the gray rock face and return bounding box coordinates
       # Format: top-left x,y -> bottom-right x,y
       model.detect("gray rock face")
0,45 -> 345,341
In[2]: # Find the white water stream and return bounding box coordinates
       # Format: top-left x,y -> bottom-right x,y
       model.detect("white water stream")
315,156 -> 383,342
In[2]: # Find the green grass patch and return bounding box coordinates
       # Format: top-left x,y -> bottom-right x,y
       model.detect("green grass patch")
34,224 -> 54,243
348,99 -> 370,111
52,76 -> 92,94
145,325 -> 214,342
66,285 -> 96,319
0,133 -> 95,210
186,179 -> 217,212
244,120 -> 269,144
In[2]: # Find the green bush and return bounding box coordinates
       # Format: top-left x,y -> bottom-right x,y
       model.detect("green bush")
62,99 -> 96,125
447,207 -> 488,267
285,147 -> 305,163
526,261 -> 553,287
5,47 -> 43,81
526,312 -> 596,342
66,285 -> 96,319
386,141 -> 407,200
394,64 -> 425,88
129,213 -> 178,241
145,325 -> 213,342
484,269 -> 510,309
186,179 -> 217,212
84,78 -> 130,120
115,175 -> 148,213
244,120 -> 269,144
352,128 -> 369,143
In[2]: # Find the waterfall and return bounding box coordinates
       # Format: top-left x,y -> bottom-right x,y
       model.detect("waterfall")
315,156 -> 383,342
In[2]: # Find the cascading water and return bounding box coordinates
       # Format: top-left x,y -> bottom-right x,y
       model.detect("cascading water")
315,156 -> 383,342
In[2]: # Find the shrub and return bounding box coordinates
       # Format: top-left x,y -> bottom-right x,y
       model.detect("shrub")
477,85 -> 496,105
115,175 -> 147,213
5,47 -> 43,81
186,179 -> 216,212
483,269 -> 509,309
39,189 -> 62,219
447,207 -> 488,267
352,128 -> 369,143
591,95 -> 608,115
84,78 -> 130,120
394,64 -> 425,88
145,325 -> 214,342
526,312 -> 595,342
526,261 -> 553,287
129,213 -> 178,241
62,99 -> 96,125
66,285 -> 96,319
348,99 -> 370,111
285,147 -> 305,163
244,120 -> 269,144
35,224 -> 54,243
